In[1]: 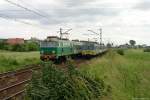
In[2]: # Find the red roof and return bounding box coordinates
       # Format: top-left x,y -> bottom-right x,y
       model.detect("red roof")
6,38 -> 24,45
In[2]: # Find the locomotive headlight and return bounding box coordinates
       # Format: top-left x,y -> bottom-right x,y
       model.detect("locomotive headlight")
52,51 -> 55,54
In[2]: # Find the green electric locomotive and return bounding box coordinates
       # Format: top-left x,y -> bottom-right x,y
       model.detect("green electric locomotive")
40,36 -> 107,61
40,36 -> 82,61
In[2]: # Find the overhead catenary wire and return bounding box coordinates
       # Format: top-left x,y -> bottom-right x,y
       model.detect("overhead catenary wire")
0,14 -> 50,30
4,0 -> 46,18
18,0 -> 47,16
0,14 -> 35,26
3,0 -> 51,29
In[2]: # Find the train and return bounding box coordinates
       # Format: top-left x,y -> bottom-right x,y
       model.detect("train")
40,36 -> 107,61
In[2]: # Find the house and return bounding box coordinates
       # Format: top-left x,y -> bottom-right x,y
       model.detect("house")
6,38 -> 24,45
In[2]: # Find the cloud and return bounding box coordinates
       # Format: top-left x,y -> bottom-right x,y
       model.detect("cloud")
134,0 -> 150,10
63,0 -> 96,7
0,0 -> 150,45
0,3 -> 121,25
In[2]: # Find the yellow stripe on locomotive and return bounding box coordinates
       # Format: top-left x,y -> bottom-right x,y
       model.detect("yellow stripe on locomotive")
81,50 -> 97,56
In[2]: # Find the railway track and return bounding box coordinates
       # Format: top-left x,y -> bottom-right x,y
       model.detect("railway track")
0,65 -> 41,100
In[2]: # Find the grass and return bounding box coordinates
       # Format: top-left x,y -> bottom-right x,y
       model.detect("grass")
1,49 -> 150,100
0,50 -> 40,73
79,49 -> 150,100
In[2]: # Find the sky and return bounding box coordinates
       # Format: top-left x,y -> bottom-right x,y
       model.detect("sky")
0,0 -> 150,45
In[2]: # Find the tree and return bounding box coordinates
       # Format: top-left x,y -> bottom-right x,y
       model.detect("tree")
129,40 -> 136,46
107,43 -> 112,48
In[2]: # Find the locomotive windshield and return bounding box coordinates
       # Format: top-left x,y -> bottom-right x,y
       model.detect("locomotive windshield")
40,41 -> 58,47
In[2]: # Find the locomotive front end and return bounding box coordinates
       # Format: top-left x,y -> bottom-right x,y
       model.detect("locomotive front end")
40,41 -> 58,61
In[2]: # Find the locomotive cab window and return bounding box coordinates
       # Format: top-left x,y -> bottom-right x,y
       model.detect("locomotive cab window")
40,41 -> 58,47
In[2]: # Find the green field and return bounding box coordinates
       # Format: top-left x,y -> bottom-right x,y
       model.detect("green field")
0,50 -> 40,73
80,49 -> 150,100
1,49 -> 150,100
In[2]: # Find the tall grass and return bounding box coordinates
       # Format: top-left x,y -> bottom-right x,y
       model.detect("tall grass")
80,49 -> 150,100
0,51 -> 40,73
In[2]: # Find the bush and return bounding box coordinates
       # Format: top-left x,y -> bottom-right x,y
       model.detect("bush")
27,61 -> 107,100
143,48 -> 150,52
3,44 -> 13,51
0,42 -> 6,49
0,41 -> 39,52
25,42 -> 39,51
11,44 -> 26,52
117,49 -> 124,55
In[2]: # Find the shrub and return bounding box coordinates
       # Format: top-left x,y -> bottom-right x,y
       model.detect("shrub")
11,44 -> 26,52
4,44 -> 13,51
143,48 -> 150,52
27,61 -> 107,100
0,42 -> 6,49
0,41 -> 39,52
25,42 -> 39,51
117,49 -> 124,55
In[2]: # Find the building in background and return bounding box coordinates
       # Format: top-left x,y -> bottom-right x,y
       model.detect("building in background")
6,38 -> 24,45
27,37 -> 41,44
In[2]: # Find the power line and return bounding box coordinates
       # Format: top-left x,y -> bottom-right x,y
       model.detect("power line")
4,0 -> 50,29
4,0 -> 46,17
0,14 -> 51,30
19,0 -> 47,15
0,14 -> 35,26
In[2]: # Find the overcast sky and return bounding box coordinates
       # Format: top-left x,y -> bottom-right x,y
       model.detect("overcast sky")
0,0 -> 150,45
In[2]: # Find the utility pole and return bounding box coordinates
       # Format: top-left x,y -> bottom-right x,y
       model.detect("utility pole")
60,28 -> 63,39
59,28 -> 72,40
100,28 -> 102,45
88,27 -> 103,47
